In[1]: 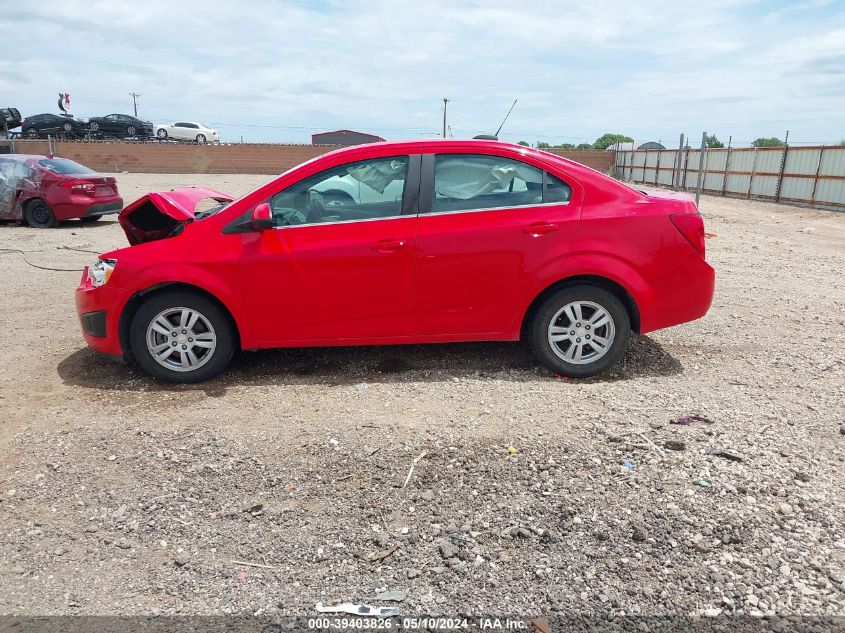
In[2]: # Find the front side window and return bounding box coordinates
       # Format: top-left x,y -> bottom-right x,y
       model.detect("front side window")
432,154 -> 572,212
267,156 -> 408,227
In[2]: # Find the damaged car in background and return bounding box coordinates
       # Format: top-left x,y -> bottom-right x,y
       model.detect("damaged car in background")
76,139 -> 715,383
0,155 -> 122,227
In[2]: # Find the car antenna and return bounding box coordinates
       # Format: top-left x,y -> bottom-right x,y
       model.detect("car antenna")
494,98 -> 518,137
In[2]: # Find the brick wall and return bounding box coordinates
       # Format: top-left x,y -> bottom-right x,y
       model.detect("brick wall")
542,148 -> 616,173
1,140 -> 616,175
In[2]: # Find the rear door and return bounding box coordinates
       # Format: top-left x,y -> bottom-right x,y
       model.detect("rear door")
235,154 -> 421,343
415,152 -> 581,337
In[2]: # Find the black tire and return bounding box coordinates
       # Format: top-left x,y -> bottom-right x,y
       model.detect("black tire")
527,284 -> 631,378
79,215 -> 102,223
24,199 -> 58,228
126,125 -> 137,136
25,128 -> 39,138
157,128 -> 168,139
196,134 -> 206,143
130,290 -> 235,383
89,121 -> 100,132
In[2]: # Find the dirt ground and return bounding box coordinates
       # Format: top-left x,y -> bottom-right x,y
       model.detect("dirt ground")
0,174 -> 843,619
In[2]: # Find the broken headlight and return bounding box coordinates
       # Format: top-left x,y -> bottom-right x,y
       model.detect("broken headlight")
88,258 -> 117,287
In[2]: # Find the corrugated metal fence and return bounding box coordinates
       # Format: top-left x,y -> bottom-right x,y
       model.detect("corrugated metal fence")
615,145 -> 845,210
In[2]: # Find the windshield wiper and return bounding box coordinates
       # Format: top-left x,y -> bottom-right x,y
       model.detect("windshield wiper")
194,203 -> 227,220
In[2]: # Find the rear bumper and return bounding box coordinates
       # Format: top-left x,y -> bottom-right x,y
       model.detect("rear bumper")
84,201 -> 123,217
639,253 -> 715,333
52,195 -> 123,220
75,271 -> 132,356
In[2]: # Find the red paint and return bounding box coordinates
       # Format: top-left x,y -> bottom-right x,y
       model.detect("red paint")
0,154 -> 122,222
75,139 -> 715,358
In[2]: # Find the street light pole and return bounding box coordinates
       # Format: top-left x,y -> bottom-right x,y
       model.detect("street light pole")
129,92 -> 140,117
442,98 -> 449,138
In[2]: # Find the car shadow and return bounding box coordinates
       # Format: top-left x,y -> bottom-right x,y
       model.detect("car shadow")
56,335 -> 682,396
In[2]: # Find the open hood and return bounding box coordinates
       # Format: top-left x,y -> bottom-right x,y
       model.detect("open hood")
118,186 -> 233,245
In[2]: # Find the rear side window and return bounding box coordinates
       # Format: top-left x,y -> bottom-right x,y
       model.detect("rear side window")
38,158 -> 94,174
545,172 -> 572,203
431,154 -> 571,212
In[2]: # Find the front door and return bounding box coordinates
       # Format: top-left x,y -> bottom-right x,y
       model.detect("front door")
238,154 -> 420,344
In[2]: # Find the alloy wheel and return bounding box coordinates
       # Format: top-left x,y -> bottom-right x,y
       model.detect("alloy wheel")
145,307 -> 217,372
547,300 -> 616,365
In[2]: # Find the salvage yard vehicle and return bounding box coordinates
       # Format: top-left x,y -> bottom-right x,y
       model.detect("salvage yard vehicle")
154,121 -> 220,143
0,155 -> 123,227
21,113 -> 88,139
87,113 -> 154,138
75,139 -> 715,382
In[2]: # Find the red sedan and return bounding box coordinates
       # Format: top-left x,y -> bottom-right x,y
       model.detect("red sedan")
75,139 -> 714,383
0,155 -> 123,227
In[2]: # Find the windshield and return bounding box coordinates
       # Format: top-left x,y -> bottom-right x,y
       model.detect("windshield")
38,158 -> 95,175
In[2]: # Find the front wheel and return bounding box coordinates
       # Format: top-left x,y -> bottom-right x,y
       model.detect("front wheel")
126,125 -> 137,136
527,285 -> 631,378
196,134 -> 206,143
130,291 -> 235,383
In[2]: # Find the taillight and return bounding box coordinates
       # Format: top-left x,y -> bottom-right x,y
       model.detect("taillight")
60,180 -> 96,193
670,213 -> 706,257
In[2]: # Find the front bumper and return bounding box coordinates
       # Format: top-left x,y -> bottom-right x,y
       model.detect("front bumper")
75,270 -> 133,357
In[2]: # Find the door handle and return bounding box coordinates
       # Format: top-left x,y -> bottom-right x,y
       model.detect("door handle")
372,239 -> 407,253
523,223 -> 559,237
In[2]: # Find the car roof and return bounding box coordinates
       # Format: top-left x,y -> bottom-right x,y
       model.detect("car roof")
316,138 -> 601,177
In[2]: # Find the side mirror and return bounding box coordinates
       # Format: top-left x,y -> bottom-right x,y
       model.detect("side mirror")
250,202 -> 273,230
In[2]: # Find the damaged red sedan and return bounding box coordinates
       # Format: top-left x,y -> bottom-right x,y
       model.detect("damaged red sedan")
75,139 -> 715,383
0,155 -> 122,227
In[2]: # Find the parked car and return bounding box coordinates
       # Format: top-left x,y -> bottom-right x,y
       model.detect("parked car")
0,155 -> 122,227
154,121 -> 220,143
87,114 -> 154,138
75,139 -> 715,383
1,107 -> 22,134
21,113 -> 88,138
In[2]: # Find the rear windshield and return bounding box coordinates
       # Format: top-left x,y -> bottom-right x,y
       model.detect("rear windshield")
38,158 -> 95,175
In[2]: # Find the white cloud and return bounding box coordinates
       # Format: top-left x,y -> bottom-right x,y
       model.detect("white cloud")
4,0 -> 844,145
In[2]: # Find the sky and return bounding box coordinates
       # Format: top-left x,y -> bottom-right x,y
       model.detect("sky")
2,0 -> 844,147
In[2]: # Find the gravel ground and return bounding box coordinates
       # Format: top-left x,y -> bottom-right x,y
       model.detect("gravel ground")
0,174 -> 843,619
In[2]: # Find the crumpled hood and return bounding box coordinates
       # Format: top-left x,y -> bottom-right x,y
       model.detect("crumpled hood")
118,186 -> 233,245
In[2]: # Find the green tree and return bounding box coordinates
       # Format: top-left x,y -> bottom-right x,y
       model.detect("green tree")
593,133 -> 634,150
517,140 -> 530,147
752,137 -> 783,147
556,143 -> 576,150
576,143 -> 594,151
537,142 -> 551,149
706,135 -> 724,148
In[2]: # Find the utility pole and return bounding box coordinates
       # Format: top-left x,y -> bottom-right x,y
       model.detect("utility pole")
129,92 -> 140,117
442,98 -> 449,138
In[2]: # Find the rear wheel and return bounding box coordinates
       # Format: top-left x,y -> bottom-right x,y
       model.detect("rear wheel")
24,199 -> 58,228
527,284 -> 630,378
130,291 -> 235,383
157,128 -> 168,138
